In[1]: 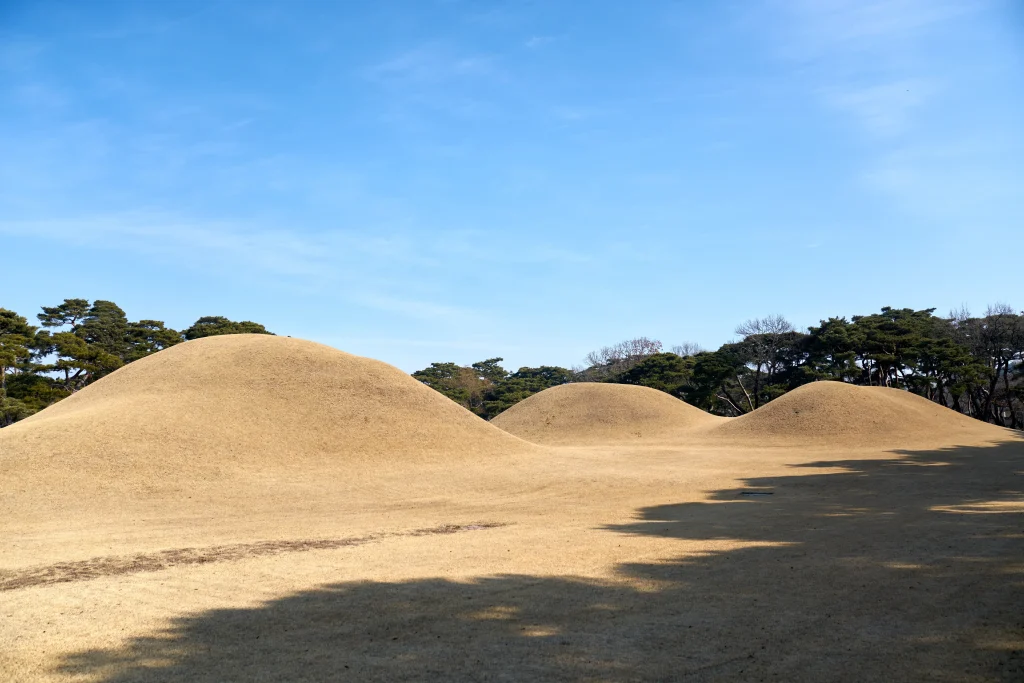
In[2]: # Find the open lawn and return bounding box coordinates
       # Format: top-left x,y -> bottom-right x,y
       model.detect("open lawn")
2,336 -> 1021,681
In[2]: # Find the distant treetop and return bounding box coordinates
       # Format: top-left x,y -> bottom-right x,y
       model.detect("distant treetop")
183,316 -> 273,340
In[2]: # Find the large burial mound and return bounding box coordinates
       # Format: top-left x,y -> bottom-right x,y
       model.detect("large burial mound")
0,335 -> 536,499
709,380 -> 1010,447
491,382 -> 724,445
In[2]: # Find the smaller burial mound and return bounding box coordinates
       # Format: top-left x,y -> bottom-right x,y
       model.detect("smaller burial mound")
490,382 -> 723,445
0,335 -> 537,499
708,380 -> 1009,447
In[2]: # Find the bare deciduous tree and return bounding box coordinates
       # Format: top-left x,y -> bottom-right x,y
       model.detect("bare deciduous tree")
582,337 -> 663,379
735,314 -> 794,339
734,315 -> 796,409
670,342 -> 704,357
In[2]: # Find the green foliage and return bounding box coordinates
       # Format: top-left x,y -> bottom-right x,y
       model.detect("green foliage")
805,317 -> 863,382
684,349 -> 748,414
411,358 -> 572,419
0,394 -> 34,428
126,320 -> 184,361
406,306 -> 1024,426
851,307 -> 935,385
480,366 -> 573,418
577,337 -> 664,381
36,330 -> 124,391
1,300 -> 274,427
573,307 -> 1024,424
511,366 -> 575,385
1,308 -> 60,424
183,316 -> 273,339
4,298 -> 1023,430
35,299 -> 132,390
0,308 -> 36,390
729,316 -> 808,410
79,300 -> 131,359
617,353 -> 694,397
411,362 -> 482,409
471,358 -> 508,384
37,298 -> 90,330
2,371 -> 69,426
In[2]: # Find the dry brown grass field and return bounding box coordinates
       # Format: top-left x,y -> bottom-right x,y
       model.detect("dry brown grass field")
2,335 -> 1022,682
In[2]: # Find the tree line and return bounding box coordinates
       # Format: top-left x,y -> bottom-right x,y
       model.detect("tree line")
0,299 -> 271,426
3,299 -> 1022,430
413,306 -> 1024,428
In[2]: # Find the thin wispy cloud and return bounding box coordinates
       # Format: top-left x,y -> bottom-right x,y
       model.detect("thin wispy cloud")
0,40 -> 47,73
361,43 -> 503,124
318,335 -> 523,354
84,5 -> 214,41
1,1 -> 1018,370
769,0 -> 1016,226
775,0 -> 984,135
355,293 -> 475,322
11,82 -> 67,109
862,141 -> 1024,221
551,105 -> 606,122
433,230 -> 593,266
364,45 -> 494,85
524,35 -> 555,49
782,0 -> 977,46
0,215 -> 466,320
0,216 -> 336,280
0,214 -> 598,323
821,79 -> 937,136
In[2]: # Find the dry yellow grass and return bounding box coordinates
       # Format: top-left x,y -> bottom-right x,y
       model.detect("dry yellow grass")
0,335 -> 539,537
707,380 -> 1001,447
491,382 -> 724,445
3,333 -> 533,469
1,335 -> 1021,682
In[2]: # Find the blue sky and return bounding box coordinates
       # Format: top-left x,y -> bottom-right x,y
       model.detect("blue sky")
1,0 -> 1021,372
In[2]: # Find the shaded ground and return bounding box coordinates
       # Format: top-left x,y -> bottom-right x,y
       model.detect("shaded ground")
49,442 -> 1024,682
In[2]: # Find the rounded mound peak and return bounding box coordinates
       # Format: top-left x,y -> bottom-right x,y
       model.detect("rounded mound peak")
2,335 -> 535,482
709,380 -> 1006,447
490,382 -> 723,446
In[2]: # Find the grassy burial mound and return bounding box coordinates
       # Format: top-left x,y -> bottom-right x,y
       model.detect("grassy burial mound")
708,380 -> 1009,447
490,382 -> 724,445
0,335 -> 536,501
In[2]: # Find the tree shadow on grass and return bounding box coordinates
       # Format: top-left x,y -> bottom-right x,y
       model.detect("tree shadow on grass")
56,441 -> 1024,682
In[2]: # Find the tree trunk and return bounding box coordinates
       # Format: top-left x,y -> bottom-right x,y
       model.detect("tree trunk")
970,390 -> 985,420
735,375 -> 755,413
752,364 -> 762,409
1001,358 -> 1018,429
981,361 -> 1002,423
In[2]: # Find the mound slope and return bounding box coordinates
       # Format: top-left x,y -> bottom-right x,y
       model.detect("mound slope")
491,382 -> 723,445
0,335 -> 535,492
709,380 -> 1008,447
